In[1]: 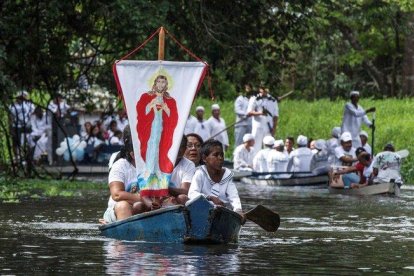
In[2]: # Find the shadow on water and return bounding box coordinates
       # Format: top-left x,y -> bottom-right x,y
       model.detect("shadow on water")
1,187 -> 414,274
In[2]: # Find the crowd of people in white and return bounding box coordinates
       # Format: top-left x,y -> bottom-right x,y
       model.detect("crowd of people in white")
10,87 -> 404,188
8,91 -> 129,164
184,88 -> 404,189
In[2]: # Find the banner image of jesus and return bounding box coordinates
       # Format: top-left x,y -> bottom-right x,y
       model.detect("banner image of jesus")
136,75 -> 178,196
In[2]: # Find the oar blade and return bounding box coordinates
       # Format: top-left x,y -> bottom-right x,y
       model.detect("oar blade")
396,149 -> 409,159
245,205 -> 280,232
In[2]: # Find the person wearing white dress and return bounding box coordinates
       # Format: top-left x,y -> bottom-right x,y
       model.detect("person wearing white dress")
193,106 -> 211,142
287,135 -> 313,173
310,139 -> 330,175
48,93 -> 72,164
359,130 -> 372,155
9,90 -> 35,157
169,136 -> 196,204
372,143 -> 403,184
116,110 -> 129,132
327,126 -> 341,165
341,91 -> 375,148
234,88 -> 250,146
184,114 -> 198,135
206,104 -> 229,151
103,126 -> 143,223
29,107 -> 51,161
233,133 -> 255,171
247,85 -> 279,155
267,140 -> 289,177
253,136 -> 275,172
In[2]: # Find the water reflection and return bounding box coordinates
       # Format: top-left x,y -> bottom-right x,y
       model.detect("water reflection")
103,240 -> 240,275
0,188 -> 414,274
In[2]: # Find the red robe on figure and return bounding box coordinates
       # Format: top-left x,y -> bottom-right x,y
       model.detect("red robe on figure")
136,92 -> 178,174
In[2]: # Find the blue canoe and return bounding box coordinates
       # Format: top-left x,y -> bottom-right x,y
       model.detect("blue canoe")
99,196 -> 243,244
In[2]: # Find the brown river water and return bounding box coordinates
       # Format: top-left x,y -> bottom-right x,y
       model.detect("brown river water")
1,183 -> 414,274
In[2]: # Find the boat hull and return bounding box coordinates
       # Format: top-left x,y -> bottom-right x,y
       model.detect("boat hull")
99,205 -> 188,243
185,196 -> 242,244
241,174 -> 329,186
328,182 -> 400,196
99,196 -> 242,244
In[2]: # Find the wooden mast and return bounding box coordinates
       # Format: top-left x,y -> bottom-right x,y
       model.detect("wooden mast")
158,26 -> 165,60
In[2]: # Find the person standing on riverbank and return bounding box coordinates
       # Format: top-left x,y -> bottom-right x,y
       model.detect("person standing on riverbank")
9,90 -> 35,160
341,91 -> 375,148
184,113 -> 197,135
206,104 -> 229,151
193,106 -> 210,142
234,84 -> 252,147
247,84 -> 279,155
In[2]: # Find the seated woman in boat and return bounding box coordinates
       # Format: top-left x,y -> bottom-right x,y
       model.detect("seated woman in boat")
372,143 -> 403,185
102,125 -> 143,224
310,139 -> 330,175
233,133 -> 255,172
167,135 -> 196,204
184,133 -> 203,167
188,139 -> 244,218
287,135 -> 313,173
253,136 -> 275,172
266,139 -> 290,177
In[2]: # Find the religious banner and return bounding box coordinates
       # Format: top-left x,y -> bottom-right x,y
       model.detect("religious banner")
113,60 -> 207,197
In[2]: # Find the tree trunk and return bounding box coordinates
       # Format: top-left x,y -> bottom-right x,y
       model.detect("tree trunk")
402,13 -> 414,97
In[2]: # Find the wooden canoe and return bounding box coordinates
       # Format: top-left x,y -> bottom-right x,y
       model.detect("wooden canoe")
185,195 -> 243,244
99,205 -> 188,243
328,182 -> 400,196
232,170 -> 253,181
99,196 -> 243,244
241,174 -> 329,186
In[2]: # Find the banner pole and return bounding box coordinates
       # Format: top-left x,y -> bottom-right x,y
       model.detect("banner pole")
158,26 -> 165,60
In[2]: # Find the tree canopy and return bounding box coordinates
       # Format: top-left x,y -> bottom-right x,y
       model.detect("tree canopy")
1,0 -> 413,104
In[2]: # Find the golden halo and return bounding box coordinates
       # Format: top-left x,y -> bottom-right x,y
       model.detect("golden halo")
147,67 -> 175,92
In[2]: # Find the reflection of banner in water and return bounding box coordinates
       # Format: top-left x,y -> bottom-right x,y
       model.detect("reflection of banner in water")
114,61 -> 207,196
103,240 -> 240,274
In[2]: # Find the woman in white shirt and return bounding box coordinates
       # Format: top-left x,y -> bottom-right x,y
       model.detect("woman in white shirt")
102,125 -> 143,224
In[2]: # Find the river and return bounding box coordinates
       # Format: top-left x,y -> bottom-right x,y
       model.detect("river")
1,184 -> 414,274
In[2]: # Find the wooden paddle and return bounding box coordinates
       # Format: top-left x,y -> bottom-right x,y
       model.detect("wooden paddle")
209,116 -> 249,140
244,205 -> 280,232
396,149 -> 409,159
371,112 -> 376,156
276,90 -> 294,101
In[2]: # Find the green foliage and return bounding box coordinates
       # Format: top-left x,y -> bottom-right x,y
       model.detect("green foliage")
0,177 -> 106,202
1,0 -> 414,182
